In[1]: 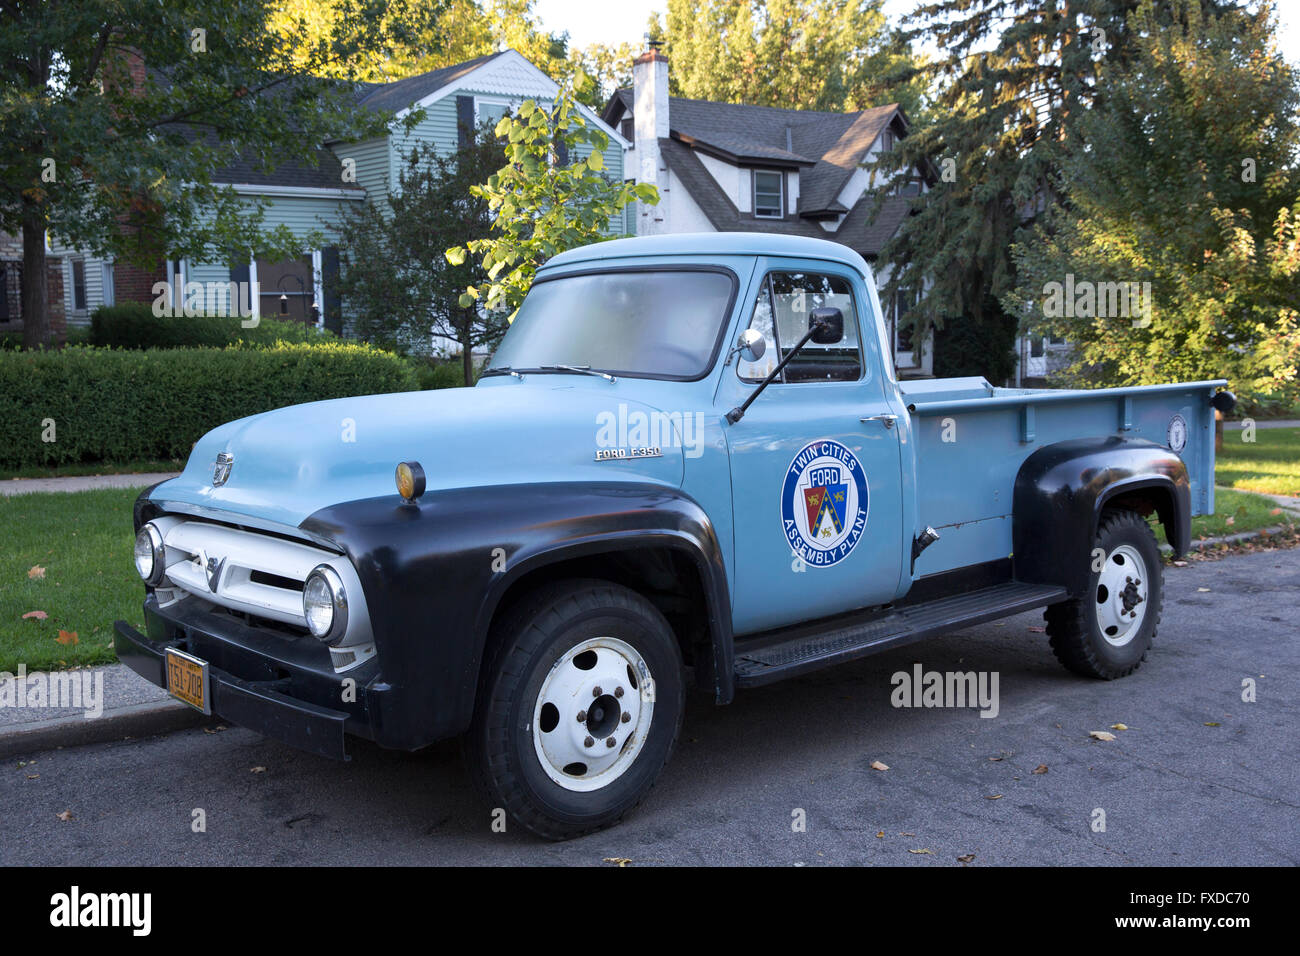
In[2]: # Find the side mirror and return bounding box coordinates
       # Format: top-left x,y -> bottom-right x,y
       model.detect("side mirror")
1211,390 -> 1237,414
809,307 -> 843,345
737,328 -> 767,363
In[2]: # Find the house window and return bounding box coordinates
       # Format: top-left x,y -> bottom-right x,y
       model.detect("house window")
753,170 -> 784,219
0,264 -> 8,321
101,262 -> 115,306
71,260 -> 87,311
620,117 -> 633,140
476,97 -> 515,131
257,255 -> 316,324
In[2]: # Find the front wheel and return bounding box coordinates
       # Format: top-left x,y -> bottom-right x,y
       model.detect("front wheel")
1044,508 -> 1165,679
465,580 -> 685,840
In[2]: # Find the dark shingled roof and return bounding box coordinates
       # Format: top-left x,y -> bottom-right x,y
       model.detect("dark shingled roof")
353,52 -> 505,113
658,137 -> 910,257
605,90 -> 908,250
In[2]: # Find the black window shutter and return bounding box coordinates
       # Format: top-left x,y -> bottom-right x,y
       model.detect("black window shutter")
456,95 -> 474,149
320,246 -> 342,335
229,261 -> 249,286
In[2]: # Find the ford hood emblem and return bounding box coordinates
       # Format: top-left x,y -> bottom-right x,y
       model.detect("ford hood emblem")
212,451 -> 234,487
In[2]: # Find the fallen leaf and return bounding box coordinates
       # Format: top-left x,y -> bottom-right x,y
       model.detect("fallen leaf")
1270,508 -> 1282,516
250,766 -> 267,773
22,610 -> 47,620
956,853 -> 976,864
1032,764 -> 1049,774
1089,731 -> 1117,741
900,832 -> 915,836
908,848 -> 933,855
55,810 -> 73,821
1111,723 -> 1129,731
1173,560 -> 1188,567
986,794 -> 1003,800
603,857 -> 632,867
988,756 -> 1004,762
1224,516 -> 1235,527
875,831 -> 885,839
1197,587 -> 1211,592
56,630 -> 78,646
26,774 -> 38,779
870,760 -> 889,771
1204,722 -> 1220,727
28,565 -> 45,580
1027,625 -> 1046,633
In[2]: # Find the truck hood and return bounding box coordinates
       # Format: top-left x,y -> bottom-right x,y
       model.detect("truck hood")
150,384 -> 688,529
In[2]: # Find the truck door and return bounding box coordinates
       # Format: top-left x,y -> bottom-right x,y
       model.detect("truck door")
721,259 -> 906,635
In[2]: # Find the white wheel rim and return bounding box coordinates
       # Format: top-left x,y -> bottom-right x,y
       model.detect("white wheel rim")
1095,543 -> 1150,646
531,637 -> 654,793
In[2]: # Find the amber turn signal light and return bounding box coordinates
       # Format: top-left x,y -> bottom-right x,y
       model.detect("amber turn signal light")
395,461 -> 426,502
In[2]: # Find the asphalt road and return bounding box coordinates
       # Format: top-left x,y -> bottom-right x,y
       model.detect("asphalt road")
4,547 -> 1297,866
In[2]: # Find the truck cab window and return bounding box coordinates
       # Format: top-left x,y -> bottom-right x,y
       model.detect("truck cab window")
737,271 -> 863,383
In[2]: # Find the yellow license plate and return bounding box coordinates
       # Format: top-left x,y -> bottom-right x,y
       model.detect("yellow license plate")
165,648 -> 211,714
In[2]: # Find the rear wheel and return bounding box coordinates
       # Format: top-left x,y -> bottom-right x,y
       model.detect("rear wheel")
465,579 -> 685,840
1045,508 -> 1164,679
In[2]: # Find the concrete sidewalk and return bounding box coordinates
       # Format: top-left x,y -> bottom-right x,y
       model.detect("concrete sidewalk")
0,662 -> 204,759
1,472 -> 179,496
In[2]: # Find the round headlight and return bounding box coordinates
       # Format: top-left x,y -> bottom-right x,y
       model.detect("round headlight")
133,523 -> 166,586
395,461 -> 426,502
303,565 -> 348,645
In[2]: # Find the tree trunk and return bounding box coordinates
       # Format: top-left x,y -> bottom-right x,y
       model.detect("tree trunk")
21,199 -> 50,350
462,328 -> 474,386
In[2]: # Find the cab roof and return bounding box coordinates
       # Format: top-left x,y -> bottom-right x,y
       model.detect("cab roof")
542,232 -> 872,275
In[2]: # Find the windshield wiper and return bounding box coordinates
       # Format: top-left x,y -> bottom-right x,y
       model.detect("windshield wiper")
481,366 -> 524,379
540,364 -> 618,383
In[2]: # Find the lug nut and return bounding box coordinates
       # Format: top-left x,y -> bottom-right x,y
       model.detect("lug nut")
577,710 -> 587,722
614,686 -> 624,698
621,712 -> 630,723
606,737 -> 616,748
584,736 -> 594,748
593,686 -> 602,697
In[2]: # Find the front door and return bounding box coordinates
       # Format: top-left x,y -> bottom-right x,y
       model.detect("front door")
722,259 -> 905,635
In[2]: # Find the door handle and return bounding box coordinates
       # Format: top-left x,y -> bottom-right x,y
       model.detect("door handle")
861,414 -> 899,430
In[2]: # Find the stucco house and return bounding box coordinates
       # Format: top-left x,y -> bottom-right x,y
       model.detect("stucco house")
602,44 -> 934,376
50,49 -> 629,346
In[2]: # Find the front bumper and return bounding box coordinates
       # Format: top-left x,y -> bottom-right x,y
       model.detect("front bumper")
114,605 -> 356,761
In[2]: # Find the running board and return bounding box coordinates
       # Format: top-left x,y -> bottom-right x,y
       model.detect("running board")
733,582 -> 1068,687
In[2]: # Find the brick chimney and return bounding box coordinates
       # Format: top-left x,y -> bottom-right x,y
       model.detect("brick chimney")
632,41 -> 670,235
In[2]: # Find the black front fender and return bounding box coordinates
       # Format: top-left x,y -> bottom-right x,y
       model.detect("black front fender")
1013,437 -> 1189,596
300,482 -> 732,750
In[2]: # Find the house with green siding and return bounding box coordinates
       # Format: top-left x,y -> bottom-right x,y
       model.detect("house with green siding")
53,49 -> 629,349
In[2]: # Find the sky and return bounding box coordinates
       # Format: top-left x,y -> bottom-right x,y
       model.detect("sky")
532,0 -> 1300,64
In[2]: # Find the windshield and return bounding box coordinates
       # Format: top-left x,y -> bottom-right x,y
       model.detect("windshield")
487,269 -> 737,380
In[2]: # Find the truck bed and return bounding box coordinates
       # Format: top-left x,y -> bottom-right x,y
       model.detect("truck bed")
901,377 -> 1224,577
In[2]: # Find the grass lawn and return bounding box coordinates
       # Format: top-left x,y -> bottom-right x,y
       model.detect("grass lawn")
0,488 -> 144,673
1176,488 -> 1294,540
1216,427 -> 1300,497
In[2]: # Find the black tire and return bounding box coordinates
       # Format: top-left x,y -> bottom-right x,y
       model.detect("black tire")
1045,508 -> 1165,680
464,579 -> 685,840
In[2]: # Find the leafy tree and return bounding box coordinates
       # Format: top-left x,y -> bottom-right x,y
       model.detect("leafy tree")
649,0 -> 930,119
335,134 -> 505,384
867,0 -> 1152,371
1,0 -> 446,348
446,86 -> 659,319
1007,0 -> 1300,406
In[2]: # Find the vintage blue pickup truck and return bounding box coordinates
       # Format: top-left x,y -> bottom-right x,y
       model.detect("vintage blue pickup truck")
116,233 -> 1234,838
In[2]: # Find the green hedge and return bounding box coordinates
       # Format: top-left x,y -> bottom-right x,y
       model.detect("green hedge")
89,302 -> 333,350
0,342 -> 418,469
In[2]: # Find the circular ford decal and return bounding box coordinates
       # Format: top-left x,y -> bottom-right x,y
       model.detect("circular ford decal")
1167,414 -> 1188,453
782,439 -> 868,568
